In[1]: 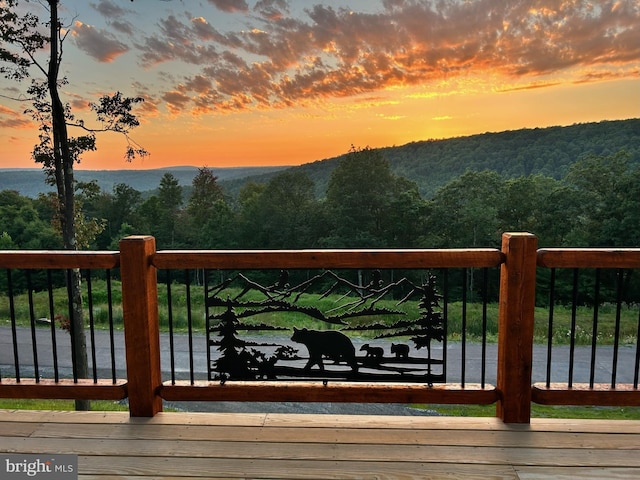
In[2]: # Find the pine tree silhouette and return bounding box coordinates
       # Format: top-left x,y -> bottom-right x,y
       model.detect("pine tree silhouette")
410,274 -> 445,375
211,300 -> 252,380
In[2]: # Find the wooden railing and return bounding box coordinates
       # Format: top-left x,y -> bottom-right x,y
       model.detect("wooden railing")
151,237 -> 507,417
0,251 -> 126,400
1,232 -> 639,423
533,247 -> 640,408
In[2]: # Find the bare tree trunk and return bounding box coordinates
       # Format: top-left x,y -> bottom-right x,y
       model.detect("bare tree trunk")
48,0 -> 89,411
69,268 -> 89,411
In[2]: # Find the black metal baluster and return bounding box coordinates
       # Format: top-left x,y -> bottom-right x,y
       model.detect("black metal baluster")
611,269 -> 623,388
568,269 -> 578,388
166,270 -> 176,385
589,269 -> 601,389
634,305 -> 640,389
0,273 -> 3,382
461,268 -> 467,388
185,269 -> 195,385
205,269 -> 212,382
441,268 -> 448,383
46,270 -> 60,382
85,270 -> 98,382
7,270 -> 20,381
481,267 -> 488,389
106,270 -> 117,383
66,269 -> 78,383
545,268 -> 556,388
26,270 -> 40,382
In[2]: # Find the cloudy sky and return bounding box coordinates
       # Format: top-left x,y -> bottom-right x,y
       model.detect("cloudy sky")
1,0 -> 639,170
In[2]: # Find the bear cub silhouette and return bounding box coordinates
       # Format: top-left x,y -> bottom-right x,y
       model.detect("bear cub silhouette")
391,343 -> 410,359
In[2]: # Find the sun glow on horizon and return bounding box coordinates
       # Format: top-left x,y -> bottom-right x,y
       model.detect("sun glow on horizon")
1,1 -> 638,170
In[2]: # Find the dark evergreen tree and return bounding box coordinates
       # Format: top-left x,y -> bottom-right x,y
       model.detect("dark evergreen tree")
185,167 -> 233,248
409,274 -> 446,374
211,303 -> 252,380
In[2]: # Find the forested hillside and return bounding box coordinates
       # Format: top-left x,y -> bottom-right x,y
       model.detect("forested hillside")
3,146 -> 640,304
3,119 -> 637,200
221,118 -> 640,198
384,118 -> 640,198
1,119 -> 639,258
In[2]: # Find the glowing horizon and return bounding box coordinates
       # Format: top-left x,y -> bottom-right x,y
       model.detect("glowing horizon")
1,1 -> 639,171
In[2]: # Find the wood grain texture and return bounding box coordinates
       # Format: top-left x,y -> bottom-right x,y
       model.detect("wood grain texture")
537,248 -> 640,268
0,378 -> 127,400
1,410 -> 639,479
119,236 -> 163,416
0,251 -> 119,269
532,383 -> 640,406
496,233 -> 538,423
152,248 -> 505,270
160,381 -> 499,404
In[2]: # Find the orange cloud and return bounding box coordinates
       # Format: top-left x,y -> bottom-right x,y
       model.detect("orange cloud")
0,105 -> 33,129
208,0 -> 249,13
72,21 -> 129,63
162,90 -> 192,115
63,91 -> 91,111
131,1 -> 639,116
498,82 -> 562,93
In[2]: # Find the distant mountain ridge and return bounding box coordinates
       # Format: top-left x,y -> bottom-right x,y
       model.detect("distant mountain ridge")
2,119 -> 638,199
0,165 -> 287,198
220,118 -> 640,199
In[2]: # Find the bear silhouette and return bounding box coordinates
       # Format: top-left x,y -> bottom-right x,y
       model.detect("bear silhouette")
391,343 -> 410,359
291,327 -> 358,372
360,343 -> 384,359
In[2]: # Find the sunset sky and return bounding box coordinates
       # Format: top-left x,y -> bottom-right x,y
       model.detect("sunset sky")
1,0 -> 639,170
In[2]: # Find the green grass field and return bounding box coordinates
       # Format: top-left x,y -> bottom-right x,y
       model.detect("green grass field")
1,279 -> 638,345
0,399 -> 129,411
0,398 -> 638,419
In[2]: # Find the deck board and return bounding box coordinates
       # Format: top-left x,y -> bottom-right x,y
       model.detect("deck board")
18,423 -> 640,450
1,409 -> 639,479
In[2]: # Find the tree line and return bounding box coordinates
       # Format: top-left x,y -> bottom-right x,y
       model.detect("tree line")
3,146 -> 640,305
2,147 -> 639,253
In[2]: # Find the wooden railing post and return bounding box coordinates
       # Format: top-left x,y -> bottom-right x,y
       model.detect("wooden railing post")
120,236 -> 163,416
496,232 -> 537,423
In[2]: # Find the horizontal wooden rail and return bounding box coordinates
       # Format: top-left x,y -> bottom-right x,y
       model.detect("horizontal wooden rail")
0,251 -> 120,269
0,379 -> 128,400
153,248 -> 505,270
537,248 -> 640,268
161,381 -> 499,405
3,235 -> 639,422
532,383 -> 640,406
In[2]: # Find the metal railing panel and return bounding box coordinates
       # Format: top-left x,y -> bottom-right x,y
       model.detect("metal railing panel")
534,248 -> 640,406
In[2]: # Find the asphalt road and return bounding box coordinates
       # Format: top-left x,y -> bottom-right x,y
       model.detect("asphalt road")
1,325 -> 638,414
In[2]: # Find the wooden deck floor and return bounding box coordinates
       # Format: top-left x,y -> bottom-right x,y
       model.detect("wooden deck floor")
1,409 -> 639,479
